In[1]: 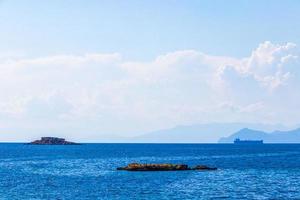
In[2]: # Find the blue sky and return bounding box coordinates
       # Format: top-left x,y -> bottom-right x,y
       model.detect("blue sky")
0,0 -> 300,141
2,0 -> 300,59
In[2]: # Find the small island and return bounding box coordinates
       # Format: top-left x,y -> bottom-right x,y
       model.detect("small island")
29,137 -> 78,145
117,163 -> 217,171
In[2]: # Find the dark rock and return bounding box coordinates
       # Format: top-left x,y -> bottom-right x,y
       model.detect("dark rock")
117,163 -> 217,171
192,165 -> 217,170
29,137 -> 78,145
117,163 -> 190,171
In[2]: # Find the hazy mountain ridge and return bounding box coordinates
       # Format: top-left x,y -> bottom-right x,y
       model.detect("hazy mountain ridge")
219,128 -> 300,143
130,123 -> 291,143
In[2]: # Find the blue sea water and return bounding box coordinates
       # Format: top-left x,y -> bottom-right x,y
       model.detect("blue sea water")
0,144 -> 299,199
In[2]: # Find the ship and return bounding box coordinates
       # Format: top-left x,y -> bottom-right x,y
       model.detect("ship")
234,138 -> 263,144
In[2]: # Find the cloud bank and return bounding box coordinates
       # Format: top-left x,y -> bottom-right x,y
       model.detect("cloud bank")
0,41 -> 299,140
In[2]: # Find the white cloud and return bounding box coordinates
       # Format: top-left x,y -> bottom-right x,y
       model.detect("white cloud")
0,41 -> 299,139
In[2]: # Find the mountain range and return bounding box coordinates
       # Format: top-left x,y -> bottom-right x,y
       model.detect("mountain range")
219,128 -> 300,143
128,123 -> 293,143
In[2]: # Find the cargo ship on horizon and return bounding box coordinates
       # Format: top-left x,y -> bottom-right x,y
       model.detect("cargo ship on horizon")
234,138 -> 263,144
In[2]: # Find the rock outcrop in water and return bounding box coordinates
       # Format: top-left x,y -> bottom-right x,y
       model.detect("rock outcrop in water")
192,165 -> 217,170
117,163 -> 217,171
29,137 -> 77,145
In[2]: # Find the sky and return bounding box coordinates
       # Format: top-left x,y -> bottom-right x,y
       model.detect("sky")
0,0 -> 300,141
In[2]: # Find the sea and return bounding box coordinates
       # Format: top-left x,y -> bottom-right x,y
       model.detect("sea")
0,143 -> 299,200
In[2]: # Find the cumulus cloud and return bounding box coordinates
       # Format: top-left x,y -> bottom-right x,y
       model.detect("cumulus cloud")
218,41 -> 298,91
0,41 -> 299,138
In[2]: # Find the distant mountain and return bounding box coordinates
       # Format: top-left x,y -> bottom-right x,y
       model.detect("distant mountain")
219,128 -> 300,143
130,123 -> 291,143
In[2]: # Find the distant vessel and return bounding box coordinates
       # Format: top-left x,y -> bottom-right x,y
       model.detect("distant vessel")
234,138 -> 263,144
